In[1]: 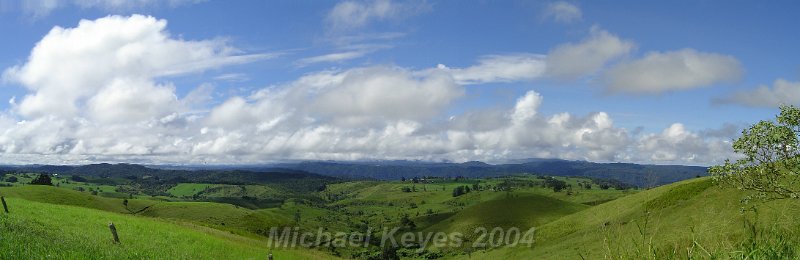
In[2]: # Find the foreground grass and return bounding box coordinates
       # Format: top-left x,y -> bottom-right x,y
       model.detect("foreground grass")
465,177 -> 800,259
0,197 -> 335,259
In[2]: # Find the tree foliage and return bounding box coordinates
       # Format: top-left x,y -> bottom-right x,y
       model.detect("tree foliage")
30,174 -> 53,186
710,105 -> 800,201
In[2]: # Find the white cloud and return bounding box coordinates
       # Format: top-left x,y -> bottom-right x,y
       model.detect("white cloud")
326,0 -> 428,31
436,54 -> 546,85
296,51 -> 369,67
213,73 -> 250,82
3,14 -> 269,119
635,123 -> 737,164
86,78 -> 178,123
545,28 -> 634,79
717,79 -> 800,107
0,15 -> 738,166
295,44 -> 390,67
604,49 -> 743,94
311,67 -> 463,124
543,1 -> 582,23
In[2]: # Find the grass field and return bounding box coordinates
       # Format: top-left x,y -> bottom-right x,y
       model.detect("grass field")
3,173 -> 797,259
467,177 -> 800,259
167,183 -> 219,197
0,197 -> 336,259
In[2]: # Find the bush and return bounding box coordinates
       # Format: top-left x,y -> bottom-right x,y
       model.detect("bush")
30,174 -> 53,186
544,178 -> 567,192
452,186 -> 465,197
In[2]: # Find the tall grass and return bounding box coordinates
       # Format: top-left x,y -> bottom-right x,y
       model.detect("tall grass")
600,207 -> 798,260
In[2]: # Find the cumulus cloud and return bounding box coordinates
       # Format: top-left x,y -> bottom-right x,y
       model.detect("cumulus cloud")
604,49 -> 743,94
198,86 -> 633,163
326,0 -> 429,31
435,54 -> 546,85
2,14 -> 270,119
0,15 -> 268,163
545,28 -> 634,79
543,1 -> 582,23
0,15 -> 738,166
635,123 -> 737,164
716,79 -> 800,107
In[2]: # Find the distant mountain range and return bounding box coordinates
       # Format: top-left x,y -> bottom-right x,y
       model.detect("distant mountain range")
267,159 -> 707,187
0,158 -> 708,188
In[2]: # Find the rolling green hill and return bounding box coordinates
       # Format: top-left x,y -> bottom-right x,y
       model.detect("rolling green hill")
423,193 -> 588,241
6,173 -> 795,259
0,185 -> 156,214
466,177 -> 800,259
0,197 -> 336,259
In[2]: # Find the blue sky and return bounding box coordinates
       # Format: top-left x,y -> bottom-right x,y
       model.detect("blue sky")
0,0 -> 797,165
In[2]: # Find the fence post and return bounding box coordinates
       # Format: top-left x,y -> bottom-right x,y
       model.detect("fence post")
1,196 -> 8,213
109,222 -> 120,243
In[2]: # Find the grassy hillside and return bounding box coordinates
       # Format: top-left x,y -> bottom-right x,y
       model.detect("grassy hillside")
0,186 -> 297,238
167,183 -> 220,197
0,197 -> 336,259
138,202 -> 294,236
417,193 -> 590,256
0,185 -> 155,214
467,177 -> 800,259
424,193 -> 587,241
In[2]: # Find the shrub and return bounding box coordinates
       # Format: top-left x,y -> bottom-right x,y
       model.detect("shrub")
30,174 -> 53,186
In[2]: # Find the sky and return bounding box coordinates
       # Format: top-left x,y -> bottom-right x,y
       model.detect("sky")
0,0 -> 797,166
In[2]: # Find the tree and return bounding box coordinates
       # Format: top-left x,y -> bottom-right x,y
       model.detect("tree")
5,176 -> 17,183
544,178 -> 567,192
710,105 -> 800,201
30,174 -> 53,186
399,214 -> 416,230
123,199 -> 129,208
452,186 -> 465,197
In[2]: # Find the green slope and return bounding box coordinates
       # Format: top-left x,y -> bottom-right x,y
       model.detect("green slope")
423,193 -> 588,240
138,202 -> 293,235
0,186 -> 296,238
0,185 -> 156,213
466,177 -> 800,259
0,197 -> 336,259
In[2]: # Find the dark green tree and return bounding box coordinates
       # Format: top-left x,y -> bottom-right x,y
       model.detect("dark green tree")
399,214 -> 416,230
30,174 -> 53,186
452,186 -> 465,197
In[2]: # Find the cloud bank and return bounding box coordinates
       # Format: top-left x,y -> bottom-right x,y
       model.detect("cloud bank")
0,15 -> 738,166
